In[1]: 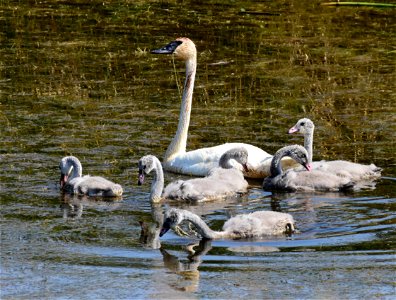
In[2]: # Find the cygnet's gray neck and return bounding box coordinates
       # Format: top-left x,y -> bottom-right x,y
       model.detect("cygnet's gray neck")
182,210 -> 224,239
67,156 -> 83,179
270,149 -> 288,177
150,157 -> 164,202
304,128 -> 314,164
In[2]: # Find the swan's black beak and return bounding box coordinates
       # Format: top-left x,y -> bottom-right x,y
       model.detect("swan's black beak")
138,170 -> 144,186
151,40 -> 183,55
159,219 -> 172,237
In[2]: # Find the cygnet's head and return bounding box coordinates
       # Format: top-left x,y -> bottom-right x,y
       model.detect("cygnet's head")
283,217 -> 296,236
288,118 -> 314,135
278,145 -> 312,171
138,155 -> 156,186
219,147 -> 249,171
151,37 -> 196,61
160,208 -> 184,237
59,156 -> 79,188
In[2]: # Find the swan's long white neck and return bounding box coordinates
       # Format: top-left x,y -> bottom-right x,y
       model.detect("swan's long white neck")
181,210 -> 226,239
304,127 -> 314,164
149,157 -> 165,203
163,57 -> 197,162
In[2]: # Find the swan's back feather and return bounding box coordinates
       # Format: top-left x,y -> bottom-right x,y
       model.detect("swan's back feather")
66,175 -> 123,197
264,168 -> 354,192
222,210 -> 295,238
312,160 -> 382,181
163,168 -> 248,202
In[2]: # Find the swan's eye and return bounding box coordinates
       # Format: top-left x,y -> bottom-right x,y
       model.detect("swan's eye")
300,122 -> 305,126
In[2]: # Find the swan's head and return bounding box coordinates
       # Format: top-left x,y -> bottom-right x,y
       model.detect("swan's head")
288,118 -> 314,135
151,37 -> 196,61
59,156 -> 80,189
160,208 -> 185,237
138,155 -> 157,185
219,147 -> 249,171
278,145 -> 312,171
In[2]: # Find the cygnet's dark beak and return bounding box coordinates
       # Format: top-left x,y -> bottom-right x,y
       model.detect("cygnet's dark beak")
59,174 -> 68,189
159,219 -> 172,237
285,223 -> 295,236
242,163 -> 249,173
151,40 -> 182,55
138,170 -> 144,186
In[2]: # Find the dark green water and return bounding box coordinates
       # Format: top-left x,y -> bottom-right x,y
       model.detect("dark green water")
1,0 -> 395,299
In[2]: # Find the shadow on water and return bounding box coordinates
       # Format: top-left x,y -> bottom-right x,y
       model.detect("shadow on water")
1,0 -> 395,299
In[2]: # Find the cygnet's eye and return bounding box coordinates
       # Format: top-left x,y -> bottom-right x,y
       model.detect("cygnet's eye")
300,122 -> 305,126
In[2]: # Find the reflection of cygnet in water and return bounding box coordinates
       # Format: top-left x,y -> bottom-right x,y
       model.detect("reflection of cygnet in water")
139,204 -> 164,250
60,201 -> 83,219
60,194 -> 121,219
139,204 -> 198,249
160,239 -> 212,292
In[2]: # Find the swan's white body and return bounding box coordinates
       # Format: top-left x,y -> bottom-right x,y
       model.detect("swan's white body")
263,145 -> 355,192
138,148 -> 249,203
160,208 -> 295,240
59,156 -> 123,197
151,37 -> 295,178
288,118 -> 382,181
163,142 -> 275,178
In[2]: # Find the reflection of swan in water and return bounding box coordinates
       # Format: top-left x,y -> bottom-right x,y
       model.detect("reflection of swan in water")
60,194 -> 121,219
160,208 -> 295,239
263,145 -> 355,192
160,239 -> 212,292
151,37 -> 296,178
59,156 -> 123,197
288,118 -> 382,182
137,147 -> 249,203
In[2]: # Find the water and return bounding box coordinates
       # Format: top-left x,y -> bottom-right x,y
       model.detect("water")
1,0 -> 395,299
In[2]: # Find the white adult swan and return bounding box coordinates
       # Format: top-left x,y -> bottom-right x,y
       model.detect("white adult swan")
160,208 -> 295,239
263,145 -> 355,192
138,147 -> 249,202
151,37 -> 295,178
59,156 -> 123,197
288,118 -> 382,181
